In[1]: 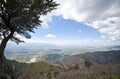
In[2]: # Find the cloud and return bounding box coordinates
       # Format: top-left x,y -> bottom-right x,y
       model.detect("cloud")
40,13 -> 53,29
101,35 -> 106,39
52,39 -> 117,47
92,17 -> 120,40
41,0 -> 120,40
12,33 -> 48,43
54,0 -> 120,21
45,33 -> 56,38
78,30 -> 82,33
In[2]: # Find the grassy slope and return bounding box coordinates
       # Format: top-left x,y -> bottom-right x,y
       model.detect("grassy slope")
16,61 -> 62,79
15,60 -> 120,79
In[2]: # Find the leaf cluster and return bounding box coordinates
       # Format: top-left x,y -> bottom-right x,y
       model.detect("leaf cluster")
0,0 -> 58,43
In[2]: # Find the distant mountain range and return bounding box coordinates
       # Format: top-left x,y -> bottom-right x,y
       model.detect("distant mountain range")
111,45 -> 120,49
5,43 -> 120,64
6,43 -> 120,52
80,50 -> 120,64
56,50 -> 120,68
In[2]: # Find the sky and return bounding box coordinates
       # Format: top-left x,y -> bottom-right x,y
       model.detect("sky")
17,0 -> 120,47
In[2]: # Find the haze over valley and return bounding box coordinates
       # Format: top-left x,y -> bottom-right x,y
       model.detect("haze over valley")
5,43 -> 120,63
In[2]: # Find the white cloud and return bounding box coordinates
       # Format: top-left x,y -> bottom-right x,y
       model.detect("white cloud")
39,13 -> 52,29
10,34 -> 49,43
23,38 -> 46,43
92,17 -> 120,40
41,0 -> 120,40
52,39 -> 117,47
40,22 -> 49,29
101,35 -> 106,39
78,30 -> 82,33
45,33 -> 56,38
54,0 -> 120,21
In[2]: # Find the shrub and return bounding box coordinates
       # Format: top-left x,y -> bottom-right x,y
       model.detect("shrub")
84,59 -> 92,68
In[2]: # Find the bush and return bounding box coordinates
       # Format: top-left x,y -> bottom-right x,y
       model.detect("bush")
84,59 -> 92,68
69,64 -> 79,70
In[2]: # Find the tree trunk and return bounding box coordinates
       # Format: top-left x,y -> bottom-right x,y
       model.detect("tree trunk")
0,37 -> 10,66
0,32 -> 14,79
0,30 -> 14,66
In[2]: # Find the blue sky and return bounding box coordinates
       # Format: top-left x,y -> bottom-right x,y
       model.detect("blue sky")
32,16 -> 101,40
18,0 -> 120,47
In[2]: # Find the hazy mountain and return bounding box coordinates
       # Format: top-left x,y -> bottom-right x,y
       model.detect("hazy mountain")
5,43 -> 120,64
56,50 -> 120,68
110,45 -> 120,49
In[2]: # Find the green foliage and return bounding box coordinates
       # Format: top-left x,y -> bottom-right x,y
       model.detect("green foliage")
90,76 -> 97,79
98,74 -> 120,79
15,60 -> 120,79
0,0 -> 58,43
84,59 -> 93,68
82,75 -> 120,79
68,63 -> 79,70
17,61 -> 61,79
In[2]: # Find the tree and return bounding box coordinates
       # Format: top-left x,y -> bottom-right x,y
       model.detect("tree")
84,58 -> 92,68
0,0 -> 58,62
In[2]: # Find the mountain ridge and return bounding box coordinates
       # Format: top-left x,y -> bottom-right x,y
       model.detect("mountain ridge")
55,50 -> 120,68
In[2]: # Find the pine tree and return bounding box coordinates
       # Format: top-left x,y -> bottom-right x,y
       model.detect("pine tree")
0,0 -> 58,62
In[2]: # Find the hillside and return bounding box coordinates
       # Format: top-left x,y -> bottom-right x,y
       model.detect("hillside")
15,50 -> 120,79
1,50 -> 120,79
78,50 -> 120,64
55,50 -> 120,68
16,61 -> 120,79
16,61 -> 62,79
